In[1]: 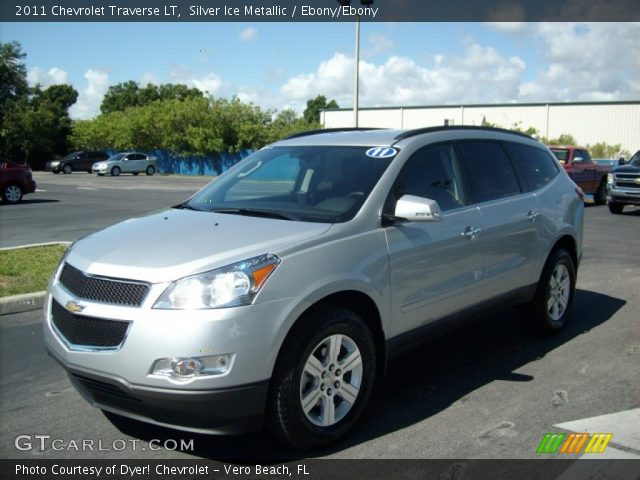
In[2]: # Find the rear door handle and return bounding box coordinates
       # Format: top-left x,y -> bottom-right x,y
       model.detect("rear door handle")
527,210 -> 541,222
461,226 -> 481,239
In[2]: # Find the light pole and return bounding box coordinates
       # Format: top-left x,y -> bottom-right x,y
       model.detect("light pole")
338,0 -> 373,128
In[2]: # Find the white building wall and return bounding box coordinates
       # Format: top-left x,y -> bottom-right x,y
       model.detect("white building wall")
322,102 -> 640,155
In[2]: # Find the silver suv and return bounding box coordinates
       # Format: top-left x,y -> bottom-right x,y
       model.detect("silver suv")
44,127 -> 583,448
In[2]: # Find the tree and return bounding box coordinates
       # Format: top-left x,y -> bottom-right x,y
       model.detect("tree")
588,141 -> 629,159
100,81 -> 204,114
0,41 -> 28,111
303,95 -> 339,124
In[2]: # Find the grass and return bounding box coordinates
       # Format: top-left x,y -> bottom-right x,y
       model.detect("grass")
0,244 -> 68,297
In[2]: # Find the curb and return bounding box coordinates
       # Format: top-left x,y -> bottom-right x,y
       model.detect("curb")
0,291 -> 46,316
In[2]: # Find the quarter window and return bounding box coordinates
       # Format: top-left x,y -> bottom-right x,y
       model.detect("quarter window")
390,144 -> 466,212
506,142 -> 560,192
456,141 -> 521,203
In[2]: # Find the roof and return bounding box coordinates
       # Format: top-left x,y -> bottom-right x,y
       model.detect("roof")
276,126 -> 537,147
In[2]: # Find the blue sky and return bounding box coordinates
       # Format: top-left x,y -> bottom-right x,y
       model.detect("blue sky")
2,22 -> 639,119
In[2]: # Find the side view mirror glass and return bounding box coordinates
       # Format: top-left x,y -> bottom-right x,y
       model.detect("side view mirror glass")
394,195 -> 442,222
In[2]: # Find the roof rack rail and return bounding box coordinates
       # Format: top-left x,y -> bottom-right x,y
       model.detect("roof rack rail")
284,127 -> 382,140
393,125 -> 534,142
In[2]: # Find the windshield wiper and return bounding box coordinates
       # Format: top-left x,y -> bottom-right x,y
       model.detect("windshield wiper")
173,202 -> 201,211
209,208 -> 300,221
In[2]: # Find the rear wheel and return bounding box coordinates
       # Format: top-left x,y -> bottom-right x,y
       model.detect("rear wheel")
2,184 -> 23,203
111,166 -> 121,176
520,249 -> 576,333
62,164 -> 72,174
608,202 -> 624,214
594,179 -> 607,205
267,307 -> 376,449
146,166 -> 155,176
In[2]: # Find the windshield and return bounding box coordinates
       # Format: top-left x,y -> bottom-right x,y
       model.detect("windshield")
183,145 -> 394,223
629,151 -> 640,166
63,151 -> 82,161
107,153 -> 126,162
550,149 -> 569,164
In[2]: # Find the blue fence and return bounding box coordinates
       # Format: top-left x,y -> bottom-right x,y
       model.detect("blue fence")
106,149 -> 253,176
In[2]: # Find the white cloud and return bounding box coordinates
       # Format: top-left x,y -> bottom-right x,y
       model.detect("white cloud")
140,72 -> 160,85
27,67 -> 69,87
170,68 -> 224,96
363,33 -> 395,57
68,69 -> 109,120
280,44 -> 526,107
519,23 -> 640,101
239,27 -> 258,42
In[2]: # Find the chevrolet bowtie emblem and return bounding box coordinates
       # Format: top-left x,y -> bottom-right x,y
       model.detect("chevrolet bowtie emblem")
65,300 -> 85,313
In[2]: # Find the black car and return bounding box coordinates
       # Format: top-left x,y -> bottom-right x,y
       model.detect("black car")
46,151 -> 109,174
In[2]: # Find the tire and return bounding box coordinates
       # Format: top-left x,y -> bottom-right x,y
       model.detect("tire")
266,307 -> 376,449
594,180 -> 607,205
97,173 -> 104,177
608,202 -> 624,214
52,171 -> 60,174
520,249 -> 576,334
146,166 -> 155,176
62,164 -> 73,174
111,166 -> 121,177
2,184 -> 24,204
133,172 -> 139,176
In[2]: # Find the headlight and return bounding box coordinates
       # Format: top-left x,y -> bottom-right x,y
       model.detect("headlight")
51,161 -> 60,166
154,254 -> 280,310
607,173 -> 614,187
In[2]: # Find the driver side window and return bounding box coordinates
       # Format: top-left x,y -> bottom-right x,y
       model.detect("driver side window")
390,144 -> 467,212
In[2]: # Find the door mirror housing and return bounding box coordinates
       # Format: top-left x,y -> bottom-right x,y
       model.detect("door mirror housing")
393,195 -> 443,222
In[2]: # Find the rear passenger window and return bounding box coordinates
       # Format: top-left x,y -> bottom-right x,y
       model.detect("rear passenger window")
456,141 -> 521,203
506,143 -> 560,192
390,144 -> 466,212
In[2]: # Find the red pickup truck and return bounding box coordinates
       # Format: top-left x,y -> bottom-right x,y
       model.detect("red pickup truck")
549,146 -> 611,205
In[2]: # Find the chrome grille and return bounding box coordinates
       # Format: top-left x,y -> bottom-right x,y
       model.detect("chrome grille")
51,299 -> 130,349
59,263 -> 150,306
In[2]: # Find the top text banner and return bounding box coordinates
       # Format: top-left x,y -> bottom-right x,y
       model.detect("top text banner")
3,0 -> 639,22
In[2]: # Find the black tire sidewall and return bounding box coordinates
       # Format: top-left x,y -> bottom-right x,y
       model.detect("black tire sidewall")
63,164 -> 72,174
268,308 -> 376,448
536,250 -> 576,332
111,167 -> 120,176
146,166 -> 155,175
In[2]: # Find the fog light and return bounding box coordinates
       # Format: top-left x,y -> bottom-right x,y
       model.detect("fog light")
171,357 -> 203,376
151,354 -> 234,380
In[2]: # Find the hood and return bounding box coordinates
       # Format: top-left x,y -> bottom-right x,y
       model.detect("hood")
66,209 -> 332,283
614,164 -> 640,173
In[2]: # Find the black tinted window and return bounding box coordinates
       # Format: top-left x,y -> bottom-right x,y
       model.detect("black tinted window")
506,143 -> 559,192
391,144 -> 466,212
456,141 -> 521,203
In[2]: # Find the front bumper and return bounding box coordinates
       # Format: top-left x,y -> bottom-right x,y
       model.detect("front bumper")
608,187 -> 640,205
48,349 -> 268,434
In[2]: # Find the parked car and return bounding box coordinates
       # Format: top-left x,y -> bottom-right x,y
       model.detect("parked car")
607,150 -> 640,214
46,151 -> 109,174
45,127 -> 583,448
0,160 -> 36,204
92,152 -> 157,176
549,146 -> 611,205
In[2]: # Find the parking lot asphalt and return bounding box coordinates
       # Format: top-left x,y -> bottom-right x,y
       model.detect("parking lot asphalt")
0,173 -> 639,460
0,172 -> 212,248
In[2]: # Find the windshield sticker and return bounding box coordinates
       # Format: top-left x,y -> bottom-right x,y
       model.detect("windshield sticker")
366,147 -> 397,158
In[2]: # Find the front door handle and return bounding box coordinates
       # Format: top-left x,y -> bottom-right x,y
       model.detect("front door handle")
527,210 -> 541,222
461,226 -> 481,239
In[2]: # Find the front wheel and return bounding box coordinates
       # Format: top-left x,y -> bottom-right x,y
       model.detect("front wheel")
111,166 -> 121,176
520,249 -> 576,333
267,307 -> 376,449
2,184 -> 23,203
608,202 -> 624,214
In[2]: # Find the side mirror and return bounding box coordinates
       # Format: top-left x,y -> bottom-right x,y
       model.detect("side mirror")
394,195 -> 443,222
618,157 -> 626,165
